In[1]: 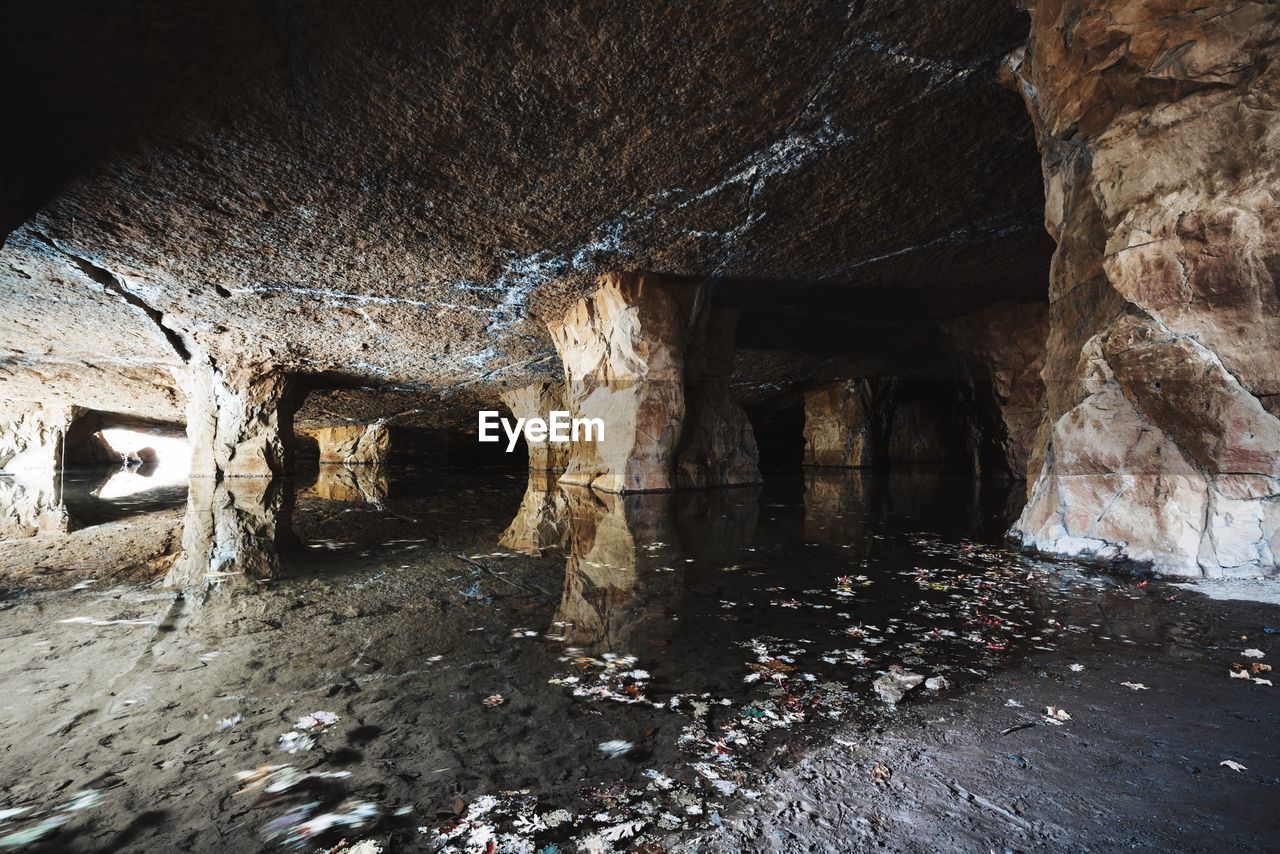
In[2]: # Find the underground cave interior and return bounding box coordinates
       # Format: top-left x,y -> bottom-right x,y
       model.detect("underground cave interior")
2,0 -> 1279,851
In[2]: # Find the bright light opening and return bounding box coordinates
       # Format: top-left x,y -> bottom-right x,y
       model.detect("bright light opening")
96,428 -> 191,498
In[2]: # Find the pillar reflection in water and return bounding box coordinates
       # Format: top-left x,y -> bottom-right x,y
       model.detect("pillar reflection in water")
499,469 -> 570,556
0,469 -> 68,539
804,467 -> 1026,546
512,480 -> 761,654
299,464 -> 389,505
166,477 -> 294,587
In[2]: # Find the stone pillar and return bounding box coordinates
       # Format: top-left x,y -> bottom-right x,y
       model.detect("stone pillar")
1008,1 -> 1280,576
944,303 -> 1049,482
547,272 -> 761,492
0,401 -> 71,472
675,307 -> 762,488
165,477 -> 292,587
887,398 -> 966,463
307,423 -> 391,466
802,379 -> 894,468
500,381 -> 570,470
182,360 -> 298,478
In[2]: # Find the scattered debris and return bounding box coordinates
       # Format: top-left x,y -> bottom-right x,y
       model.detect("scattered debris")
1120,682 -> 1148,691
873,668 -> 925,704
925,676 -> 950,691
1042,706 -> 1071,725
1220,760 -> 1247,773
597,740 -> 635,758
483,694 -> 506,707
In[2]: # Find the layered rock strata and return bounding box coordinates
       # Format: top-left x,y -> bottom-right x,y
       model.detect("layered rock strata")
548,273 -> 760,493
1008,0 -> 1280,576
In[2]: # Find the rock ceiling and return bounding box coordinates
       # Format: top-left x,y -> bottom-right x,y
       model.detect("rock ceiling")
0,0 -> 1051,428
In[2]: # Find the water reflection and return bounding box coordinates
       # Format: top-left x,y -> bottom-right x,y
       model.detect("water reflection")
0,464 -> 1196,851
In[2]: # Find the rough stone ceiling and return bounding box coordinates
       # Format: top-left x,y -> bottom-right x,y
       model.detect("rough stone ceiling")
0,0 -> 1050,427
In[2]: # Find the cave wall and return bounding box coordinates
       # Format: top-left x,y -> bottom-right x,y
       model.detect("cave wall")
1008,0 -> 1280,576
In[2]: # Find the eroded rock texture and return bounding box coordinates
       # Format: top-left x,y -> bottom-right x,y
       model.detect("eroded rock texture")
802,380 -> 895,468
500,381 -> 570,470
549,273 -> 759,492
945,302 -> 1049,481
0,402 -> 70,472
1009,0 -> 1280,576
307,423 -> 391,466
184,361 -> 298,478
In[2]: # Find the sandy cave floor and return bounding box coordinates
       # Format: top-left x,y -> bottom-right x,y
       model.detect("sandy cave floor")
0,468 -> 1274,853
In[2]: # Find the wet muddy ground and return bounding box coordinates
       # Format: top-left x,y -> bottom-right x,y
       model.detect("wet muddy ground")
0,465 -> 1275,852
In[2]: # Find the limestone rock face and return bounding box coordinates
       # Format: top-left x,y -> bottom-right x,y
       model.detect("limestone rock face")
549,273 -> 759,492
1009,0 -> 1280,576
184,361 -> 298,478
0,470 -> 66,539
0,402 -> 70,472
307,423 -> 391,466
945,302 -> 1049,481
500,381 -> 570,470
887,398 -> 966,463
802,380 -> 894,468
676,307 -> 762,489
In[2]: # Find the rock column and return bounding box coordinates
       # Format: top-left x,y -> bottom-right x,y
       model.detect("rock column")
1008,1 -> 1280,576
308,423 -> 391,466
182,360 -> 299,478
944,303 -> 1049,482
165,477 -> 292,586
500,381 -> 570,470
802,379 -> 895,468
548,272 -> 760,492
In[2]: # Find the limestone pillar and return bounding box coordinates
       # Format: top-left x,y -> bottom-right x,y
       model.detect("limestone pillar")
307,423 -> 391,466
300,464 -> 389,504
500,381 -> 570,470
675,306 -> 762,488
547,272 -> 761,492
944,303 -> 1049,482
801,379 -> 894,468
182,360 -> 298,478
1008,1 -> 1280,576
